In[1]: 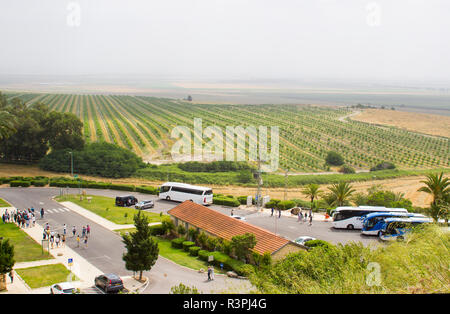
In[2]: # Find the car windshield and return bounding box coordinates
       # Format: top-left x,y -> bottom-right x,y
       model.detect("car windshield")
63,288 -> 74,293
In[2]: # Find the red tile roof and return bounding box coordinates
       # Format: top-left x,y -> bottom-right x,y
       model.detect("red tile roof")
167,201 -> 291,255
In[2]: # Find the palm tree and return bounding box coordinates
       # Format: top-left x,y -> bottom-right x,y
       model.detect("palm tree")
418,172 -> 450,222
301,183 -> 322,211
328,182 -> 356,207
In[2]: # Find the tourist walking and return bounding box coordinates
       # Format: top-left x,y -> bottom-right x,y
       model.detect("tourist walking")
84,236 -> 88,248
309,212 -> 313,226
82,226 -> 86,237
76,235 -> 80,248
40,208 -> 44,219
62,234 -> 66,247
278,208 -> 281,219
207,266 -> 212,281
86,225 -> 90,236
72,226 -> 76,237
271,207 -> 274,217
63,224 -> 67,235
9,270 -> 14,283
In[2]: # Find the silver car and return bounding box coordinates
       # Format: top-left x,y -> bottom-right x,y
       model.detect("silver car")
135,200 -> 154,210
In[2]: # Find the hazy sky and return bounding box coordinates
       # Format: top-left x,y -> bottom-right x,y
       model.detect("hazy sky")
1,0 -> 449,83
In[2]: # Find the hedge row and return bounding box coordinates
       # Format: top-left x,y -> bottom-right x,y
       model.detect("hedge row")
213,196 -> 240,207
197,250 -> 248,275
136,186 -> 159,195
149,224 -> 164,236
9,180 -> 31,187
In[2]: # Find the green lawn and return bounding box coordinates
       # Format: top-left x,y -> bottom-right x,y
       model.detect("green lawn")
16,263 -> 77,289
0,197 -> 11,207
55,194 -> 168,225
0,223 -> 52,263
155,237 -> 226,274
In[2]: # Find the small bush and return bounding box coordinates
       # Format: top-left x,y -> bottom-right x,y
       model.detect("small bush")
339,165 -> 355,174
171,237 -> 186,249
198,250 -> 210,261
189,246 -> 201,256
276,200 -> 296,210
182,241 -> 195,252
10,180 -> 31,187
32,180 -> 47,187
304,239 -> 334,250
213,196 -> 240,207
149,224 -> 164,236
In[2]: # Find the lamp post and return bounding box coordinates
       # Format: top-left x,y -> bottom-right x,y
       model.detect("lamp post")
69,152 -> 73,177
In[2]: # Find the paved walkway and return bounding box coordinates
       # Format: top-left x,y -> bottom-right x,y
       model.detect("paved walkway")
240,205 -> 331,221
1,207 -> 144,294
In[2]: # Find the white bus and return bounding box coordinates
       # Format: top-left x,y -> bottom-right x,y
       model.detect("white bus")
158,182 -> 213,205
331,206 -> 408,230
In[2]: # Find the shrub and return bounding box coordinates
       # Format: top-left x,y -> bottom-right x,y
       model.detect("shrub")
171,237 -> 186,249
276,200 -> 296,210
264,199 -> 281,208
370,162 -> 396,171
304,239 -> 334,250
136,186 -> 159,195
189,246 -> 201,256
213,196 -> 240,207
149,224 -> 164,236
177,225 -> 186,236
325,151 -> 344,166
182,241 -> 195,252
86,182 -> 111,189
339,165 -> 355,174
198,250 -> 210,261
9,180 -> 31,187
32,180 -> 47,187
235,264 -> 255,277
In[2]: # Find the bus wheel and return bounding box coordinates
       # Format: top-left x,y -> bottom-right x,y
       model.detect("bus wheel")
166,196 -> 171,201
347,224 -> 354,230
377,231 -> 382,237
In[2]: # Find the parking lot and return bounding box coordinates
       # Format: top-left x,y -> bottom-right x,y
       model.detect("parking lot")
65,188 -> 380,246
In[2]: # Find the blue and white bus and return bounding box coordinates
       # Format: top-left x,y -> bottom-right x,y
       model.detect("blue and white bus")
332,206 -> 408,230
362,212 -> 426,236
378,217 -> 433,241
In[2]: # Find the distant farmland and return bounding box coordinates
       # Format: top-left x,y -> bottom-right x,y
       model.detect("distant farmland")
4,92 -> 449,172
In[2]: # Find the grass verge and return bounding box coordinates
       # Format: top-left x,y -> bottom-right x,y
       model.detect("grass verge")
0,223 -> 52,263
0,197 -> 11,207
55,194 -> 168,225
16,263 -> 77,289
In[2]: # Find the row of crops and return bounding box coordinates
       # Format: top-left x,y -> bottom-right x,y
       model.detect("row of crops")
5,92 -> 449,172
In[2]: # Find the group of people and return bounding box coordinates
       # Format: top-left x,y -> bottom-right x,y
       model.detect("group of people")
207,265 -> 215,281
2,208 -> 37,228
297,209 -> 314,226
42,223 -> 91,249
42,222 -> 66,248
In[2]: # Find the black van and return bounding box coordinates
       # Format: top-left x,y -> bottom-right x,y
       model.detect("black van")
115,195 -> 138,207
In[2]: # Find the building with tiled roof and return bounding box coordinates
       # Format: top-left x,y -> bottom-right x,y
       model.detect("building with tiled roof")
167,200 -> 306,260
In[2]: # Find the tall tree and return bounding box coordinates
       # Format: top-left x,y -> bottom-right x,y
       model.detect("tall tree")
122,211 -> 159,281
0,239 -> 15,291
418,172 -> 450,222
328,182 -> 356,207
301,183 -> 322,211
44,111 -> 84,150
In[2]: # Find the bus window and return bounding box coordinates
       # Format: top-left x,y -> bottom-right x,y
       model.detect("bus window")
161,186 -> 171,193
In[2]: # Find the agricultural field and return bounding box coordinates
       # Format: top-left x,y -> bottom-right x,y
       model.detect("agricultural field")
4,92 -> 449,172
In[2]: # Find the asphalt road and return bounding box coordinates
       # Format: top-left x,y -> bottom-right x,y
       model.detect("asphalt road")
0,187 -> 380,293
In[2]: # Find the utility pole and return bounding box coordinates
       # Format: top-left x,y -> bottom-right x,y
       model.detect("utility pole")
284,168 -> 289,201
256,156 -> 264,211
69,152 -> 73,177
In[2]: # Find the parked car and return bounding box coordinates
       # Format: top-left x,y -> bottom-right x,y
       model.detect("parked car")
231,215 -> 246,221
94,274 -> 124,293
135,200 -> 154,210
115,195 -> 138,207
294,236 -> 316,245
50,282 -> 76,294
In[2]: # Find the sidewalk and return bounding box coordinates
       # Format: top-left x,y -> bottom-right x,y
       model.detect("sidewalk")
239,205 -> 331,221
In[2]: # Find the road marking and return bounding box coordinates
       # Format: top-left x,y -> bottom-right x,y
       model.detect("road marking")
47,209 -> 53,213
63,208 -> 70,212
